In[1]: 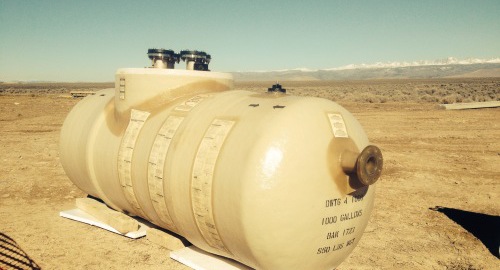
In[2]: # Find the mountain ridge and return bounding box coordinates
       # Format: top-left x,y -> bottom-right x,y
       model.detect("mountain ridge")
232,58 -> 500,81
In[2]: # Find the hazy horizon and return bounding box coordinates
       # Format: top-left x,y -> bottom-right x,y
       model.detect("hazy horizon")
1,56 -> 499,83
1,0 -> 499,82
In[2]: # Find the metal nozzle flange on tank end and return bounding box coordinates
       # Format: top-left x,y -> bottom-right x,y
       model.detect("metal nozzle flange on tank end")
147,48 -> 180,69
180,50 -> 211,71
341,145 -> 383,187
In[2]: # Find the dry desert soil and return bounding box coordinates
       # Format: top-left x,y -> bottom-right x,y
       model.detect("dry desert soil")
0,78 -> 499,269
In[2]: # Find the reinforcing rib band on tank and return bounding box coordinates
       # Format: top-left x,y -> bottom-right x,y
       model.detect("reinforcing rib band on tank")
191,119 -> 235,254
118,109 -> 151,216
147,115 -> 184,231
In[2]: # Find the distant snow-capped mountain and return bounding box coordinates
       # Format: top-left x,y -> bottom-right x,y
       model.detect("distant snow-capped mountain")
327,57 -> 500,71
232,57 -> 500,81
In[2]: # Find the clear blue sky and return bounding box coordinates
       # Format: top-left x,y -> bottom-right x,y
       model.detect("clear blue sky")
1,0 -> 499,82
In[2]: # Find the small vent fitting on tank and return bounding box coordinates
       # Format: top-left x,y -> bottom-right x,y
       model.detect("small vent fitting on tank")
147,49 -> 211,71
268,82 -> 286,93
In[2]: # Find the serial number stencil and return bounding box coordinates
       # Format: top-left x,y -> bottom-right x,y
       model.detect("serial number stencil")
191,119 -> 235,253
316,196 -> 365,256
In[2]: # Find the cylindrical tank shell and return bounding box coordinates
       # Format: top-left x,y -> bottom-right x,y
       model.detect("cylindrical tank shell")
60,69 -> 379,270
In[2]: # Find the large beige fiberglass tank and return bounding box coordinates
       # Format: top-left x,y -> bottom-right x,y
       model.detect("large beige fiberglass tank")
60,49 -> 383,270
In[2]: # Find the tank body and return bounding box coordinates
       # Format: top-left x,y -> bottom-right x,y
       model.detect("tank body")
60,68 -> 381,270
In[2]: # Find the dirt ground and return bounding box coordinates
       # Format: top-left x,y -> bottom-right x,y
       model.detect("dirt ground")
0,79 -> 498,269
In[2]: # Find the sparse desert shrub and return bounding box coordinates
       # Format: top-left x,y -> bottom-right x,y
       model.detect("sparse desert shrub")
353,92 -> 381,103
441,96 -> 454,104
420,94 -> 439,103
425,88 -> 436,95
475,95 -> 487,102
433,89 -> 447,97
442,94 -> 467,104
